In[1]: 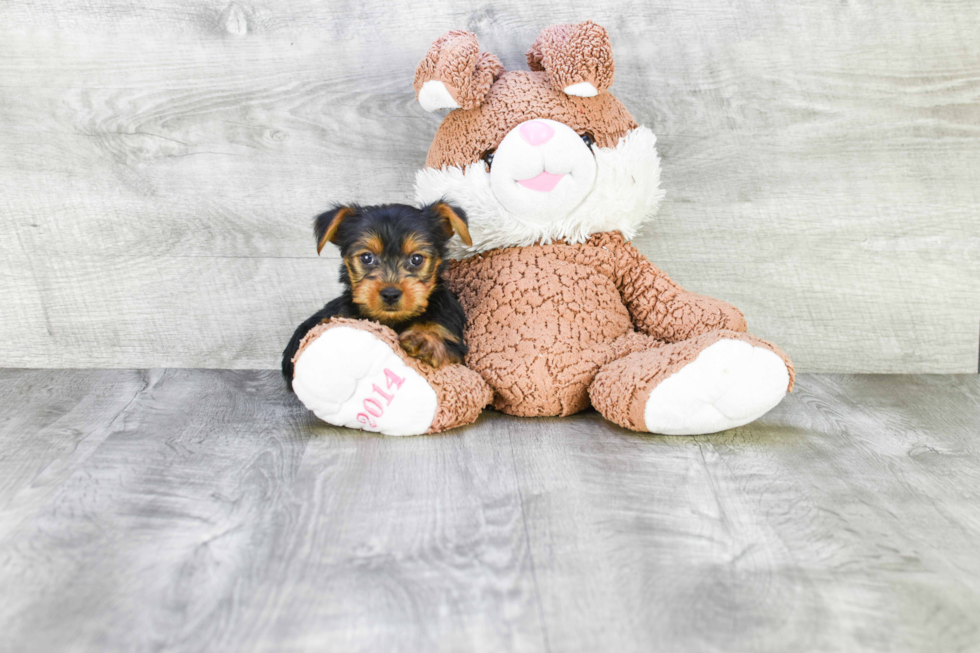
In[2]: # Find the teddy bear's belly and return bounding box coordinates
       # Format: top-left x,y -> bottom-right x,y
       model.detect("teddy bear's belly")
448,247 -> 632,417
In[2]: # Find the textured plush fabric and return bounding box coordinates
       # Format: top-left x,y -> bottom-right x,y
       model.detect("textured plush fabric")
413,30 -> 505,111
445,232 -> 774,418
526,21 -> 615,94
599,232 -> 749,340
486,118 -> 597,226
409,21 -> 795,434
590,330 -> 796,432
416,126 -> 664,257
424,70 -> 637,171
294,317 -> 492,434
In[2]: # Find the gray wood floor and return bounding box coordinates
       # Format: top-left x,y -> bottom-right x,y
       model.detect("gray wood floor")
1,370 -> 979,653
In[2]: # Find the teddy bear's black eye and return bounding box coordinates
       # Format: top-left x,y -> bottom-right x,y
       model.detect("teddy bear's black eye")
409,254 -> 425,267
580,132 -> 595,148
359,253 -> 376,266
482,149 -> 495,170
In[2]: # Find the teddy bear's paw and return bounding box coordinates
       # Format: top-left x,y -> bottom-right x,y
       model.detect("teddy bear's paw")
292,326 -> 438,436
643,339 -> 789,435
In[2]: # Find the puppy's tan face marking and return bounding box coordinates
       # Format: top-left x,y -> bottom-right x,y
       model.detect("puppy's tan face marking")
344,233 -> 385,285
401,234 -> 429,257
346,232 -> 442,325
402,234 -> 441,281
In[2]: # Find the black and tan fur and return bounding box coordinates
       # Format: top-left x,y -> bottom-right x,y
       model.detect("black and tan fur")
282,202 -> 472,388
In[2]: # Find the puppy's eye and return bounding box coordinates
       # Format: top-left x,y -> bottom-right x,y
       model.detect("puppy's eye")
359,253 -> 376,266
482,149 -> 495,170
580,132 -> 595,148
409,254 -> 425,267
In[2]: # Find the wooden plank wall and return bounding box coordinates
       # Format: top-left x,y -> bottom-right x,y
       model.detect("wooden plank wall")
1,1 -> 978,372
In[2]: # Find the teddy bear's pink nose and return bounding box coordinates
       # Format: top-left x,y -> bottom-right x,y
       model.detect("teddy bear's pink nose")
519,120 -> 554,146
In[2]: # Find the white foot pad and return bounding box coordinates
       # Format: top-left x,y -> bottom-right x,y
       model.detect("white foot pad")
643,339 -> 789,435
292,327 -> 437,436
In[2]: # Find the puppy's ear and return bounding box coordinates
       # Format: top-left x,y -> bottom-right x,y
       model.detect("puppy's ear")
427,202 -> 472,247
314,205 -> 356,255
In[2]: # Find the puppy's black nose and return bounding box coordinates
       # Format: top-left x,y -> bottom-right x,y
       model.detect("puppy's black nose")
380,287 -> 402,304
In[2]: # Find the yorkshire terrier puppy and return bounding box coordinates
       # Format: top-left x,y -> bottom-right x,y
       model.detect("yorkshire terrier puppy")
282,202 -> 472,389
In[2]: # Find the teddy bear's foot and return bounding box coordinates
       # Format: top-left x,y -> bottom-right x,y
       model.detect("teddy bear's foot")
642,338 -> 789,435
291,318 -> 492,436
590,331 -> 794,435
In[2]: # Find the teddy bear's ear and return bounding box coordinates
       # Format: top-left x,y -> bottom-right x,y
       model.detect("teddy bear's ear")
414,30 -> 505,112
526,20 -> 614,98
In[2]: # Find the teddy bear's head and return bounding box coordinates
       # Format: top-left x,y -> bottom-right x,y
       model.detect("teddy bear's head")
413,21 -> 664,256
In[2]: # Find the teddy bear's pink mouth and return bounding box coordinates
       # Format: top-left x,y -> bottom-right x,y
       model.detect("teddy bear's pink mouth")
516,171 -> 565,192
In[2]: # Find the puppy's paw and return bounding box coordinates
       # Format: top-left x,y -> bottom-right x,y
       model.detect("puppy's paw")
399,323 -> 461,369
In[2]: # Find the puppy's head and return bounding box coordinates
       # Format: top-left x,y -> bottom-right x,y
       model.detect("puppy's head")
314,202 -> 471,324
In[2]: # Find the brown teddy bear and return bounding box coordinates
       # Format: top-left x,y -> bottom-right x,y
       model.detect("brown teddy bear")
290,21 -> 794,436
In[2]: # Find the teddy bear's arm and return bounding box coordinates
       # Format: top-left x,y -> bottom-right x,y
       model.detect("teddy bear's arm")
608,237 -> 747,342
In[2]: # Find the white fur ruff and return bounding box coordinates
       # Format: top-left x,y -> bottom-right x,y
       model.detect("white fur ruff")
414,125 -> 665,258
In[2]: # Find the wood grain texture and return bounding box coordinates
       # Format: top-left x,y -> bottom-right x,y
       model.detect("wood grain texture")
1,1 -> 978,371
1,370 -> 980,652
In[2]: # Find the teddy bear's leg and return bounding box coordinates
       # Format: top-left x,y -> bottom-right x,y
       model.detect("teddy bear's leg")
291,317 -> 492,436
589,330 -> 794,435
